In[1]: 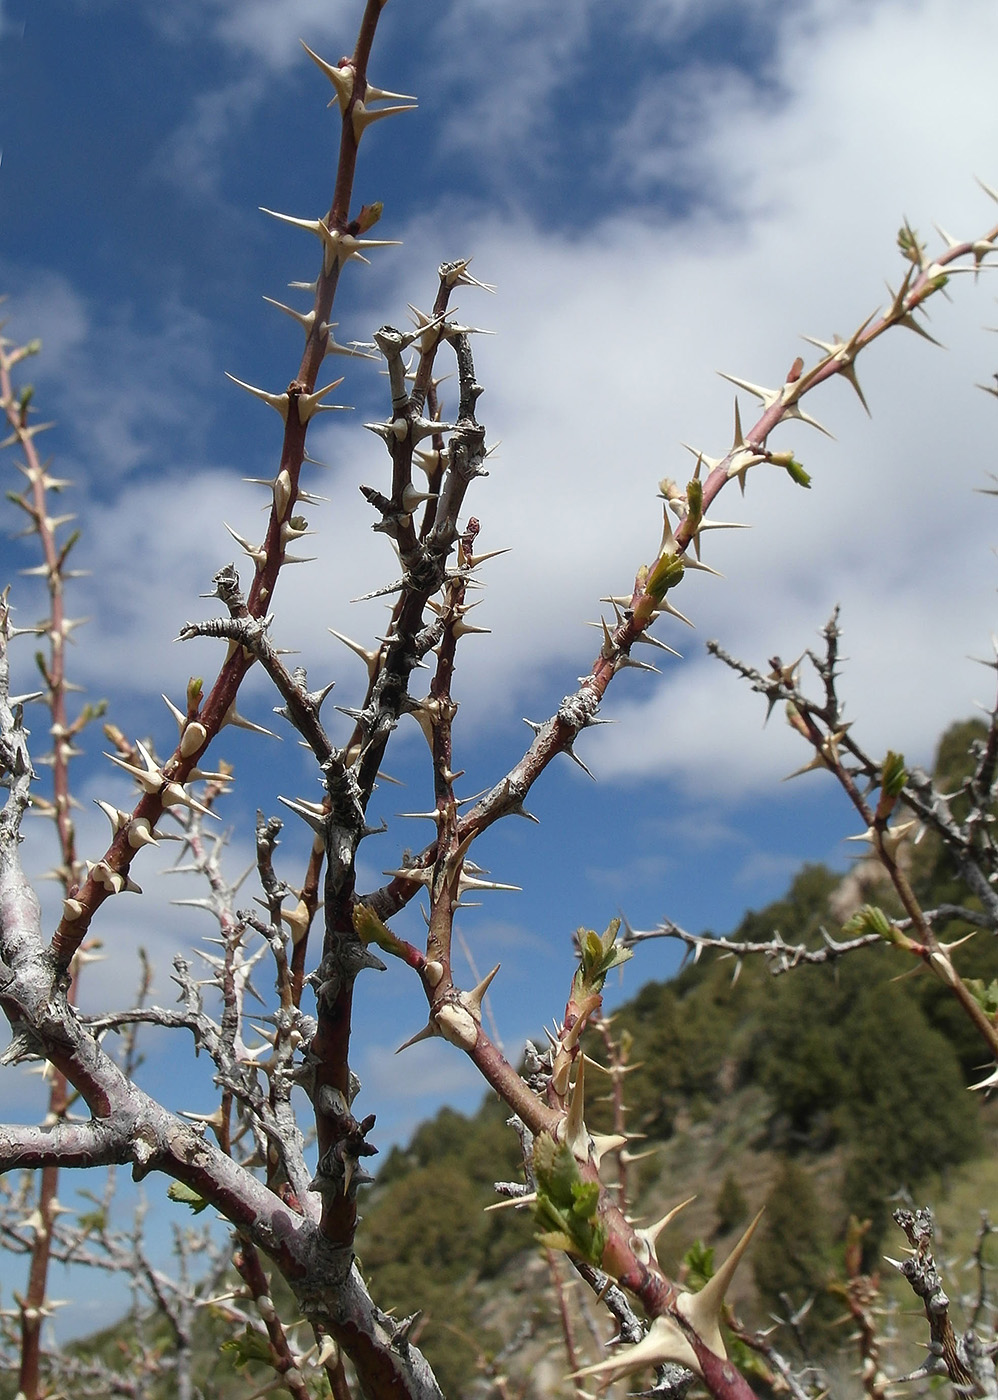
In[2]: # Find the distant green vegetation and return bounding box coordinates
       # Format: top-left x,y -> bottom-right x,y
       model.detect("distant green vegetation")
356,719 -> 998,1387
10,721 -> 993,1399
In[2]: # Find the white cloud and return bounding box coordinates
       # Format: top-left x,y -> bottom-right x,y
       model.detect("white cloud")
9,0 -> 998,811
211,0 -> 358,71
341,0 -> 998,794
155,76 -> 266,199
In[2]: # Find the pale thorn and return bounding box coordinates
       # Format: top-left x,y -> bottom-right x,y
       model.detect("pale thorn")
484,1191 -> 538,1213
396,809 -> 445,823
280,514 -> 313,545
259,205 -> 326,238
272,468 -> 293,517
223,522 -> 267,568
591,1133 -> 628,1167
595,615 -> 616,661
462,964 -> 500,1020
297,379 -> 347,425
413,446 -> 444,478
94,799 -> 130,834
726,447 -> 767,496
971,1063 -> 998,1091
161,782 -> 219,819
562,741 -> 597,782
800,329 -> 873,415
632,631 -> 682,659
406,303 -> 451,351
299,40 -> 354,108
459,869 -> 520,894
895,306 -> 943,347
717,370 -> 783,412
328,628 -> 382,680
675,1208 -> 765,1357
162,693 -> 187,730
262,295 -> 316,334
313,1335 -> 340,1368
649,596 -> 694,629
613,650 -> 658,676
681,443 -> 724,473
127,818 -> 159,849
221,701 -> 277,739
570,1315 -> 701,1384
365,79 -> 418,104
442,258 -> 497,294
180,1106 -> 226,1136
106,742 -> 164,795
296,486 -> 329,506
86,859 -> 141,896
324,228 -> 403,272
465,546 -> 511,569
351,97 -> 418,141
400,483 -> 437,514
279,898 -> 311,945
395,1020 -> 439,1053
224,372 -> 290,421
681,553 -> 724,579
845,820 -> 917,859
278,795 -> 328,835
319,323 -> 378,360
452,616 -> 491,640
556,1057 -> 590,1160
632,1196 -> 697,1256
620,1146 -> 658,1165
382,864 -> 434,887
70,946 -> 106,970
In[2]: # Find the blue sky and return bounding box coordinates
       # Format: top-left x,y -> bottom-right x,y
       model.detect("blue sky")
3,0 -> 998,1335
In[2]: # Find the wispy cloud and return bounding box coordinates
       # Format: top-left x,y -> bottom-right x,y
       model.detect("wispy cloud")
8,0 -> 998,806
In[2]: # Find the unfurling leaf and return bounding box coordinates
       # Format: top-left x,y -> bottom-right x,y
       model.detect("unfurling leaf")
682,1238 -> 716,1292
842,904 -> 895,941
881,750 -> 907,799
167,1181 -> 210,1215
532,1132 -> 606,1266
574,918 -> 631,1000
965,978 -> 998,1018
645,551 -> 685,602
356,200 -> 384,232
782,457 -> 811,488
221,1324 -> 275,1368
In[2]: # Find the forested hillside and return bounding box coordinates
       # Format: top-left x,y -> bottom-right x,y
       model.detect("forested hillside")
23,719 -> 997,1400
354,719 -> 998,1396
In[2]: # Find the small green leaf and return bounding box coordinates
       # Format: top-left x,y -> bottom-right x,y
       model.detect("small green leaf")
536,1230 -> 576,1254
842,904 -> 894,941
965,978 -> 998,1017
571,1181 -> 600,1218
352,903 -> 408,960
682,1239 -> 716,1292
532,1132 -> 606,1266
783,458 -> 811,488
167,1181 -> 210,1215
221,1325 -> 274,1368
645,552 -> 685,601
532,1133 -> 579,1208
881,751 -> 907,798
